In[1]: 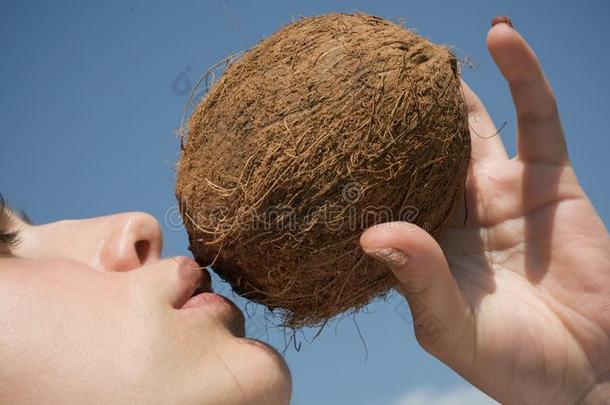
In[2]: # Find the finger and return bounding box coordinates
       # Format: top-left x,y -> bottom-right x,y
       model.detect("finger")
360,222 -> 473,355
459,79 -> 509,162
487,18 -> 568,164
132,256 -> 211,308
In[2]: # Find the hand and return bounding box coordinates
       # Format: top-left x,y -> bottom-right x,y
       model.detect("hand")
360,19 -> 610,405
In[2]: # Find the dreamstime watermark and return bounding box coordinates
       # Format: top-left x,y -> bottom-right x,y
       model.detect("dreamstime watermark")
394,299 -> 413,325
171,54 -> 242,102
171,66 -> 194,97
164,181 -> 429,234
164,204 -> 184,231
245,317 -> 269,341
393,293 -> 447,344
171,65 -> 214,100
341,181 -> 364,203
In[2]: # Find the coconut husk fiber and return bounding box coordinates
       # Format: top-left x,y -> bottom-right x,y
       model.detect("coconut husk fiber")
176,12 -> 471,328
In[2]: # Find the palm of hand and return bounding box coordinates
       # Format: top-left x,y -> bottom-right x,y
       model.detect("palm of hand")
443,152 -> 610,404
361,22 -> 610,405
440,25 -> 610,403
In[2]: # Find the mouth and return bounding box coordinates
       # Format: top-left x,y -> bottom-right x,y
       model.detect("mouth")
182,268 -> 246,336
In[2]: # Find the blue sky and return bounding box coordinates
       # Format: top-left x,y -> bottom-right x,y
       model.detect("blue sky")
1,1 -> 609,404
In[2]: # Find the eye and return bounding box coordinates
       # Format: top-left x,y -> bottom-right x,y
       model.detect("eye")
0,227 -> 21,248
0,194 -> 23,251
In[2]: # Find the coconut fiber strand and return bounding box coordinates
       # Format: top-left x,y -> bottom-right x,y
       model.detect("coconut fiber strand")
176,13 -> 471,328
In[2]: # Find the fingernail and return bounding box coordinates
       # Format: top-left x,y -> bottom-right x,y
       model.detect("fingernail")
364,248 -> 408,268
491,15 -> 514,29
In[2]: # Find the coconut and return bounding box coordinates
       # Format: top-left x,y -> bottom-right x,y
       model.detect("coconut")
176,12 -> 470,328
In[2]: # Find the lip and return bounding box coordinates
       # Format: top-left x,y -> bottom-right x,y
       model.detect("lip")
183,292 -> 246,336
183,291 -> 236,309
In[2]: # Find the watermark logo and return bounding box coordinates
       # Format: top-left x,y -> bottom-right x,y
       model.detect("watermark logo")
341,181 -> 364,203
171,66 -> 193,97
164,205 -> 184,231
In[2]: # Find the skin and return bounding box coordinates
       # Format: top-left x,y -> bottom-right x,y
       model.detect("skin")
361,21 -> 610,404
0,212 -> 291,404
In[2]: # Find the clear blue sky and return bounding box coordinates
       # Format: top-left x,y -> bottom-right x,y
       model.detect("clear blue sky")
2,1 -> 609,404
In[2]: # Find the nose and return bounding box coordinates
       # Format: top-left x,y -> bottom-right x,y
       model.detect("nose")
95,212 -> 163,272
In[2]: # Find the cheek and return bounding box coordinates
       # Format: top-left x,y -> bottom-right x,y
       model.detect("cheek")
0,257 -> 103,299
0,259 -> 114,375
0,258 -> 118,337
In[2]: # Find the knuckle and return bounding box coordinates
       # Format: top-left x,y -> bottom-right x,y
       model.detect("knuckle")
402,275 -> 434,298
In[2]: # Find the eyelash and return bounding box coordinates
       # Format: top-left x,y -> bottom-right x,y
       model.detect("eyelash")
0,194 -> 22,248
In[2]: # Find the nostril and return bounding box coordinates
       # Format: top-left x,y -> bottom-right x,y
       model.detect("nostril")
135,240 -> 151,264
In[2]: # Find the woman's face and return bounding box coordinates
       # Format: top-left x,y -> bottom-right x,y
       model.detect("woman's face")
0,200 -> 291,404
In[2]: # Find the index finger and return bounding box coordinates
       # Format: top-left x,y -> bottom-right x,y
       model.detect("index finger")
487,20 -> 568,165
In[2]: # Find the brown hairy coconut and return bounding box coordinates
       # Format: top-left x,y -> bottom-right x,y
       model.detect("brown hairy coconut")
176,12 -> 471,328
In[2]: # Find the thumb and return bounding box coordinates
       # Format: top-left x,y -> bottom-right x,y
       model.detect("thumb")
360,222 -> 472,355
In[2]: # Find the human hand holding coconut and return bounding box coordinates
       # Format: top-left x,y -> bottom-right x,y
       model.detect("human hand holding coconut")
360,19 -> 610,405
